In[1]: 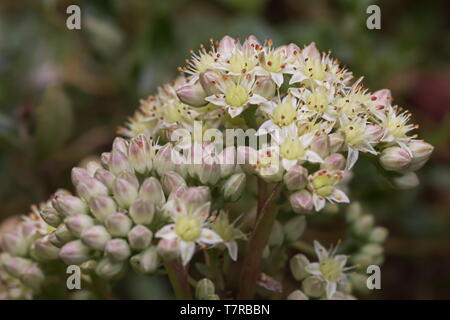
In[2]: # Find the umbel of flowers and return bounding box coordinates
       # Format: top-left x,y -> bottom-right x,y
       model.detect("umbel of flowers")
0,35 -> 432,300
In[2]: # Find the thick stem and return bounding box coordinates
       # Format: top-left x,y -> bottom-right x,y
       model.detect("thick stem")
256,177 -> 267,218
237,182 -> 283,299
164,259 -> 193,300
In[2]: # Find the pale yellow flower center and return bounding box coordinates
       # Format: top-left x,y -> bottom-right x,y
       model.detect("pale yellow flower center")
312,172 -> 340,197
343,123 -> 365,147
228,53 -> 256,74
307,90 -> 329,113
319,258 -> 342,282
280,138 -> 305,160
263,51 -> 284,73
301,58 -> 327,81
272,100 -> 297,126
386,117 -> 407,139
175,216 -> 202,242
225,84 -> 248,107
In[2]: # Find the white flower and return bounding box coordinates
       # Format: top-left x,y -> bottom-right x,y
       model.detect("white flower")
271,126 -> 323,171
156,199 -> 222,265
210,211 -> 246,261
205,73 -> 267,118
308,170 -> 349,211
257,94 -> 300,135
339,116 -> 378,170
305,241 -> 353,299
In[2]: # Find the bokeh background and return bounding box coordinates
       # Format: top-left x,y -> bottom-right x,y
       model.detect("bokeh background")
0,0 -> 449,299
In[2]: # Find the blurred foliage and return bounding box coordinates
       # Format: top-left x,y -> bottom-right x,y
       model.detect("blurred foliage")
0,0 -> 449,298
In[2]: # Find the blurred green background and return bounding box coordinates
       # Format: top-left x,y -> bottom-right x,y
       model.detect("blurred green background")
0,0 -> 449,299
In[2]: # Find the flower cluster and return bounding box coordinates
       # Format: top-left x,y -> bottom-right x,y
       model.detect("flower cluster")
0,35 -> 432,300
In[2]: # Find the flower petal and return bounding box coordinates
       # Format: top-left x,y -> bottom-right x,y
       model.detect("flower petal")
330,189 -> 349,203
305,262 -> 321,276
326,281 -> 337,299
225,241 -> 238,261
155,224 -> 177,240
199,228 -> 223,245
314,240 -> 329,260
179,241 -> 196,266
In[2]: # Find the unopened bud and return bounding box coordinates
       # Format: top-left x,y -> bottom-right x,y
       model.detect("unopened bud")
128,225 -> 153,250
346,202 -> 362,223
361,243 -> 384,257
311,135 -> 330,158
197,161 -> 221,185
33,235 -> 60,260
162,171 -> 187,195
302,275 -> 326,298
89,196 -> 116,222
199,71 -> 220,96
222,173 -> 246,202
139,177 -> 166,208
157,239 -> 179,260
393,171 -> 419,189
109,149 -> 131,175
94,168 -> 116,190
128,135 -> 154,174
195,278 -> 215,300
2,229 -> 28,256
176,83 -> 207,107
55,223 -> 75,244
379,147 -> 411,172
81,225 -> 111,250
289,190 -> 314,214
64,214 -> 94,237
129,198 -> 155,225
287,290 -> 309,300
95,257 -> 124,280
268,221 -> 284,247
112,137 -> 129,154
284,216 -> 307,242
53,195 -> 88,217
130,246 -> 159,275
76,178 -> 109,201
408,140 -> 434,171
218,147 -> 236,178
39,204 -> 62,227
154,144 -> 177,176
253,76 -> 276,99
105,239 -> 131,261
290,254 -> 310,281
21,263 -> 45,289
369,226 -> 388,243
322,153 -> 346,171
105,212 -> 132,237
329,132 -> 345,153
59,240 -> 91,265
178,186 -> 211,206
353,214 -> 374,236
113,177 -> 138,208
71,167 -> 90,187
48,231 -> 64,248
283,165 -> 307,191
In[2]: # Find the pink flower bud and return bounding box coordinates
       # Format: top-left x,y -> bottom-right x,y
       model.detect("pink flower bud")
64,214 -> 94,238
154,144 -> 177,176
81,225 -> 111,251
130,198 -> 155,225
408,140 -> 434,171
253,77 -> 276,99
162,171 -> 187,195
33,235 -> 60,260
75,177 -> 109,201
94,168 -> 116,190
113,177 -> 138,208
128,135 -> 154,174
218,35 -> 237,56
2,229 -> 29,256
109,149 -> 132,175
88,196 -> 116,222
105,239 -> 131,262
112,137 -> 129,154
95,257 -> 124,280
322,153 -> 346,171
59,240 -> 91,265
53,195 -> 88,217
21,263 -> 45,289
311,135 -> 330,158
289,190 -> 314,214
222,173 -> 246,202
105,212 -> 132,237
329,132 -> 345,153
199,71 -> 220,96
139,177 -> 166,208
176,83 -> 207,107
128,225 -> 153,250
393,172 -> 419,190
379,146 -> 411,172
284,165 -> 308,191
130,246 -> 160,275
156,239 -> 179,260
